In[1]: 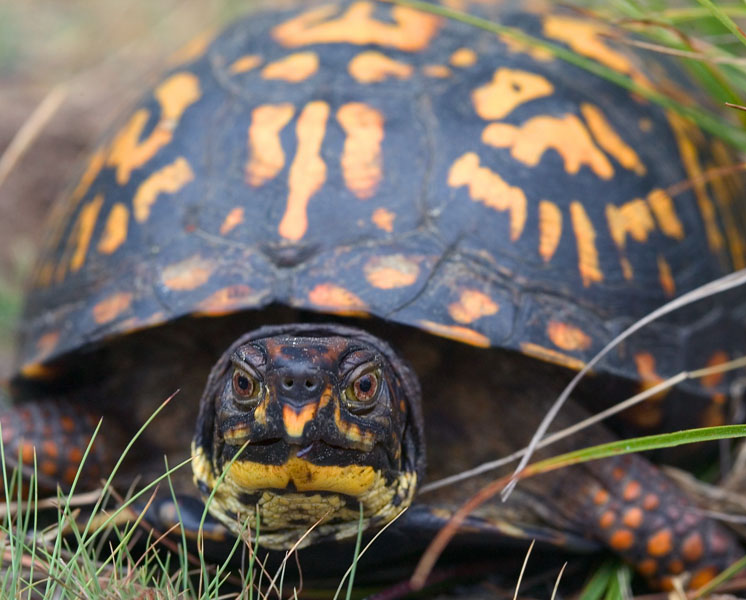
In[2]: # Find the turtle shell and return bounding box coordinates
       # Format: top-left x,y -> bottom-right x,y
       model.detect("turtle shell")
17,0 -> 746,395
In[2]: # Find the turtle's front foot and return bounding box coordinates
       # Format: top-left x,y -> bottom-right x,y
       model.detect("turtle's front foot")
0,400 -> 114,494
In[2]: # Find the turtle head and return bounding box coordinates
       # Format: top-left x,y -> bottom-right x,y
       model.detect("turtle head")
192,323 -> 424,548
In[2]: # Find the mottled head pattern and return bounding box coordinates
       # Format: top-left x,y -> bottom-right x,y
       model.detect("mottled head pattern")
192,324 -> 423,547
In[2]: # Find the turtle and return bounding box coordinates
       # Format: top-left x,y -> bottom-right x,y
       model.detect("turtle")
4,0 -> 746,592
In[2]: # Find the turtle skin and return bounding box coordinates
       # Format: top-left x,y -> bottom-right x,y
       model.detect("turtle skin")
4,0 -> 746,592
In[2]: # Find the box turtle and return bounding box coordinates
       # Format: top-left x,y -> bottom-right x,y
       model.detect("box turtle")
5,0 -> 746,591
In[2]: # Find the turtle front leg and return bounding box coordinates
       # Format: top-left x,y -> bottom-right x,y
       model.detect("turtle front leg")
0,400 -> 116,494
576,453 -> 742,589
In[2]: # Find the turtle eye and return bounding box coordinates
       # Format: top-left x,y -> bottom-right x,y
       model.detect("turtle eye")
232,369 -> 259,404
345,369 -> 380,407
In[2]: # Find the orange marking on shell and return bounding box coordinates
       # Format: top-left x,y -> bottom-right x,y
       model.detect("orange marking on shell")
646,188 -> 684,240
581,103 -> 646,175
637,559 -> 657,576
337,103 -> 384,199
196,285 -> 257,317
538,200 -> 562,262
229,54 -> 262,74
448,290 -> 499,325
623,507 -> 643,528
70,147 -> 106,205
633,353 -> 668,403
35,331 -> 61,362
161,255 -> 215,291
42,441 -> 58,459
364,255 -> 420,289
543,16 -> 651,89
246,103 -> 295,187
371,207 -> 395,232
667,112 -> 724,253
133,157 -> 194,222
283,404 -> 318,438
348,51 -> 413,83
449,47 -> 477,67
647,529 -> 673,557
69,194 -> 104,274
702,351 -> 729,389
423,64 -> 451,78
623,480 -> 641,501
657,255 -> 675,297
593,489 -> 609,505
606,198 -> 656,255
643,493 -> 659,510
681,532 -> 704,563
271,2 -> 442,52
220,207 -> 244,235
610,529 -> 635,551
261,51 -> 319,82
498,33 -> 553,62
569,201 -> 603,286
308,283 -> 368,316
483,115 -> 614,179
279,101 -> 330,241
472,68 -> 553,120
519,342 -> 586,371
690,567 -> 718,589
546,321 -> 591,351
418,321 -> 491,348
448,152 -> 526,241
92,292 -> 134,325
97,203 -> 129,255
107,72 -> 200,185
599,510 -> 615,529
168,29 -> 214,66
639,118 -> 653,132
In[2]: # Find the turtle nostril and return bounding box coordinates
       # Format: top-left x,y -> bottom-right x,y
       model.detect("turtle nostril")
283,378 -> 294,389
305,379 -> 315,390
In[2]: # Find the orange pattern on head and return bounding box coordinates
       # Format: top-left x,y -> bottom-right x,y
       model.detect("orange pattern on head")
337,103 -> 384,199
364,255 -> 420,289
279,101 -> 330,241
447,290 -> 499,325
538,200 -> 562,262
107,72 -> 201,185
97,203 -> 130,255
448,152 -> 527,241
546,321 -> 591,351
271,2 -> 442,52
133,157 -> 194,222
261,52 -> 319,82
483,115 -> 614,180
161,255 -> 215,291
348,51 -> 413,83
569,201 -> 603,286
92,292 -> 134,325
581,103 -> 646,175
472,68 -> 553,120
283,403 -> 318,438
220,207 -> 245,235
246,103 -> 295,187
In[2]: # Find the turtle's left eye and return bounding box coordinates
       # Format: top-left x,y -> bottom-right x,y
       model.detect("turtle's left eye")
232,369 -> 260,405
345,368 -> 381,409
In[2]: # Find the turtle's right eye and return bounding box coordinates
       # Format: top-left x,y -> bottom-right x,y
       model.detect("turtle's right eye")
232,369 -> 259,404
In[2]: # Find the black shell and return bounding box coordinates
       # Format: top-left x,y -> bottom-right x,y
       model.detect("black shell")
17,0 -> 746,393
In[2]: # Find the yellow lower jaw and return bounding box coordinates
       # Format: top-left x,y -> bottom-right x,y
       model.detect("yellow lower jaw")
228,457 -> 377,496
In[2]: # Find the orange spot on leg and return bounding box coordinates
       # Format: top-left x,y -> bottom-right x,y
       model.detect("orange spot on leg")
647,529 -> 673,557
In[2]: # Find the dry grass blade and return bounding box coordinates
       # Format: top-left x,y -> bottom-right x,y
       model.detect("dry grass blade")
0,84 -> 68,191
503,268 -> 746,501
550,563 -> 566,600
726,102 -> 746,112
513,539 -> 534,600
0,488 -> 103,519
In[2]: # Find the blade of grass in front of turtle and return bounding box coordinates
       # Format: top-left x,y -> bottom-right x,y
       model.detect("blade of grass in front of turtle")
411,424 -> 746,589
386,0 -> 746,148
693,555 -> 746,598
693,0 -> 746,47
345,503 -> 365,600
578,560 -> 618,600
